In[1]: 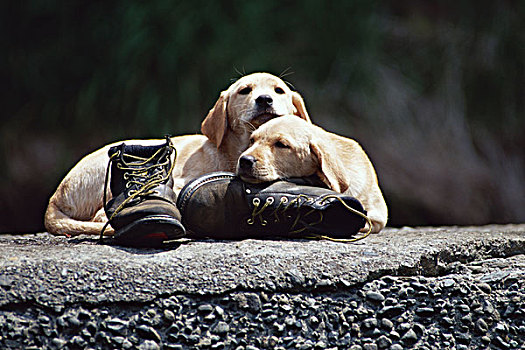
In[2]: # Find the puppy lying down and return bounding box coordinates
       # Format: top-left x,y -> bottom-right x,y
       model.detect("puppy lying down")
236,115 -> 388,233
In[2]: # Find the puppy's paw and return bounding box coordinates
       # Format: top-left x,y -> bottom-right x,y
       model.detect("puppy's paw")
360,219 -> 384,234
92,208 -> 108,223
359,222 -> 371,233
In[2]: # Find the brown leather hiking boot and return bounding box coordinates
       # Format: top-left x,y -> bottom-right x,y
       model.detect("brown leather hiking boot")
100,137 -> 186,247
176,172 -> 370,240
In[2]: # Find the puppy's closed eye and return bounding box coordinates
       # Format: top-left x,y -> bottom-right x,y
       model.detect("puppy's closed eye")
274,140 -> 290,149
239,86 -> 252,95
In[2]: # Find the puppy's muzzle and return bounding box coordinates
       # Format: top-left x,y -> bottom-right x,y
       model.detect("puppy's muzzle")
238,155 -> 257,171
237,155 -> 260,180
250,95 -> 279,127
255,94 -> 273,108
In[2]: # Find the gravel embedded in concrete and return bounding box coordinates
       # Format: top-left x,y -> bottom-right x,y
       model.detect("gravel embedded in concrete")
2,271 -> 523,349
0,224 -> 524,349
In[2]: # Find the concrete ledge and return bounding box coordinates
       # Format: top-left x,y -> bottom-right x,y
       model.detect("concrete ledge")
0,224 -> 524,349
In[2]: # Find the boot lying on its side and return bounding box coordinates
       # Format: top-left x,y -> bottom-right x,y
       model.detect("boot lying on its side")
177,172 -> 369,240
101,137 -> 186,247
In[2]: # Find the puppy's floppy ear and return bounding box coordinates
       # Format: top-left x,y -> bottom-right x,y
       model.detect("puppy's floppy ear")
201,91 -> 229,148
309,136 -> 347,193
291,91 -> 311,123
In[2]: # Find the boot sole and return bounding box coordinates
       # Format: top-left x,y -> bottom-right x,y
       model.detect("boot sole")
111,215 -> 186,247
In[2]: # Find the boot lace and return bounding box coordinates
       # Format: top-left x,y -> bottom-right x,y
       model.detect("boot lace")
247,194 -> 373,242
99,137 -> 176,240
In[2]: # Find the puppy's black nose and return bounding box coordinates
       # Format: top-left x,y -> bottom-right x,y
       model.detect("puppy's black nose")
239,155 -> 257,170
256,95 -> 273,107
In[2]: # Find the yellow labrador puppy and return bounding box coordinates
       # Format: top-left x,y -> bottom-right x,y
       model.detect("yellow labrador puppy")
45,73 -> 311,236
236,115 -> 388,233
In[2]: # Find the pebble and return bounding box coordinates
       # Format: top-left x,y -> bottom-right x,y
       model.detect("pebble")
212,321 -> 230,334
51,338 -> 67,348
413,323 -> 425,335
138,340 -> 160,350
198,304 -> 214,313
0,275 -> 13,288
415,307 -> 435,317
481,335 -> 491,344
136,325 -> 162,342
477,283 -> 492,293
366,291 -> 385,303
363,343 -> 377,350
400,329 -> 418,345
376,335 -> 392,349
163,309 -> 175,322
389,330 -> 400,340
441,316 -> 454,327
442,279 -> 455,288
378,306 -> 404,318
457,304 -> 470,313
106,318 -> 128,335
67,315 -> 82,327
363,318 -> 378,329
381,318 -> 393,330
398,323 -> 411,333
234,293 -> 262,313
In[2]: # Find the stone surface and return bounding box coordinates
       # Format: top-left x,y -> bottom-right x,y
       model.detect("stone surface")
0,224 -> 524,349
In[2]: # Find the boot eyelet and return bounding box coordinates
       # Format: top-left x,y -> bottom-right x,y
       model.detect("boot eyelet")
266,197 -> 274,204
128,189 -> 137,196
280,197 -> 288,203
261,219 -> 268,226
247,218 -> 254,225
252,198 -> 261,206
123,172 -> 130,180
125,182 -> 131,188
307,197 -> 314,203
246,189 -> 252,194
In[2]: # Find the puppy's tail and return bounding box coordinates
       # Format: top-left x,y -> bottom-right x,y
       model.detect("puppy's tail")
44,202 -> 113,237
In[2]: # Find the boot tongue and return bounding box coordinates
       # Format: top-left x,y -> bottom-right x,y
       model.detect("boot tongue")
122,141 -> 169,159
108,140 -> 171,197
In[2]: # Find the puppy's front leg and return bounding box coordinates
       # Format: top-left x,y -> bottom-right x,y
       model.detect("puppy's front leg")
359,188 -> 388,234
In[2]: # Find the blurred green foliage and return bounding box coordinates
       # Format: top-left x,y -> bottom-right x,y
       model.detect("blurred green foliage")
2,0 -> 380,138
1,0 -> 524,232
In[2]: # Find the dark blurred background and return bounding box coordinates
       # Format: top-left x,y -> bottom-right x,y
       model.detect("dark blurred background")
1,0 -> 524,233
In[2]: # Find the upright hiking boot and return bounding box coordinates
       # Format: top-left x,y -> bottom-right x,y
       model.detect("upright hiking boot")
176,172 -> 370,240
100,137 -> 186,247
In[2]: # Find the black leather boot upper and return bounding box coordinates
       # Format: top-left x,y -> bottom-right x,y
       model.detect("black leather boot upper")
177,172 -> 367,240
101,138 -> 186,246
